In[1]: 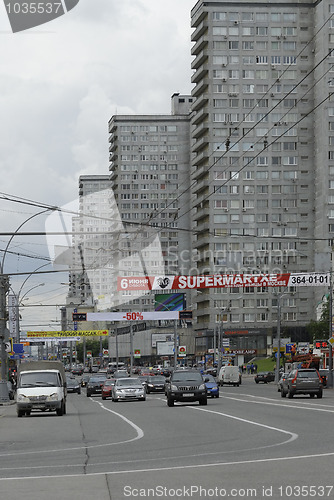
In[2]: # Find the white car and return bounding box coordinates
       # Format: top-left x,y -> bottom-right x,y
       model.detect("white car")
112,378 -> 146,402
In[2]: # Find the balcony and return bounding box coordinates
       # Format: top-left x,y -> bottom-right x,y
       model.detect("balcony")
192,121 -> 209,139
191,93 -> 209,112
191,64 -> 209,84
191,50 -> 209,70
192,77 -> 209,97
192,135 -> 209,153
191,20 -> 208,42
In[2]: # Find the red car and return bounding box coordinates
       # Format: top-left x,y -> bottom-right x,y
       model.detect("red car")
101,379 -> 116,400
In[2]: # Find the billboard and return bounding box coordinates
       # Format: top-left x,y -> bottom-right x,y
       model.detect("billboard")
156,341 -> 175,356
154,293 -> 185,312
152,333 -> 174,348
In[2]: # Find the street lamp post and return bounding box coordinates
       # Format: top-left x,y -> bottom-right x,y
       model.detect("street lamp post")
15,283 -> 45,340
0,208 -> 53,401
274,291 -> 291,383
173,318 -> 178,368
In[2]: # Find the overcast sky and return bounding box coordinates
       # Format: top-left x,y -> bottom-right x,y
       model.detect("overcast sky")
0,0 -> 195,331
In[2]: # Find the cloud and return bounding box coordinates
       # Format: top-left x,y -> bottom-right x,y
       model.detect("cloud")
0,0 -> 195,321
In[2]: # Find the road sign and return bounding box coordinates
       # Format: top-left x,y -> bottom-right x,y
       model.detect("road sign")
4,338 -> 13,353
178,346 -> 186,356
87,311 -> 179,321
27,330 -> 108,337
179,310 -> 193,319
72,313 -> 87,321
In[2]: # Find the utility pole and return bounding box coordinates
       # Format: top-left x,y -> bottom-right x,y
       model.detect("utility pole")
0,275 -> 10,401
173,319 -> 178,368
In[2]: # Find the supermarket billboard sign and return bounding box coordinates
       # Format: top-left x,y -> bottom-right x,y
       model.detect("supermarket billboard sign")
117,273 -> 329,291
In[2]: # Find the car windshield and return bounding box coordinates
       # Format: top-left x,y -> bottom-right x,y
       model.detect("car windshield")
19,372 -> 59,388
89,377 -> 106,383
297,371 -> 318,379
114,371 -> 128,378
117,378 -> 140,386
67,378 -> 77,385
172,372 -> 202,382
150,377 -> 165,382
103,380 -> 115,386
205,374 -> 216,383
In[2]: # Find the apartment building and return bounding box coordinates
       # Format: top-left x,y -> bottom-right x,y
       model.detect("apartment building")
68,1 -> 334,362
67,175 -> 114,310
190,0 -> 334,351
108,94 -> 193,312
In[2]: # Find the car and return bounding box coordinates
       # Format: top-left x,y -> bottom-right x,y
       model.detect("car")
277,372 -> 289,392
111,377 -> 146,402
101,379 -> 116,400
86,375 -> 107,397
114,370 -> 129,379
205,367 -> 218,377
281,368 -> 323,398
66,377 -> 81,394
204,374 -> 219,398
72,367 -> 84,376
254,371 -> 275,384
81,374 -> 90,387
165,369 -> 208,407
144,376 -> 166,393
80,373 -> 92,387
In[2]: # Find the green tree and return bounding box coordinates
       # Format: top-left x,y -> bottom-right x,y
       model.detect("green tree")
306,297 -> 330,341
76,339 -> 108,363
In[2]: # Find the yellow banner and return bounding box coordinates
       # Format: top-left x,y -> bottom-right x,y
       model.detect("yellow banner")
27,330 -> 108,338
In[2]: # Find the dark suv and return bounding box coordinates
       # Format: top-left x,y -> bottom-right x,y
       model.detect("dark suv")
281,368 -> 323,399
165,370 -> 208,407
86,376 -> 107,397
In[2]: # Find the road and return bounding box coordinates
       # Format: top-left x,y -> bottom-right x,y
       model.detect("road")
0,377 -> 333,500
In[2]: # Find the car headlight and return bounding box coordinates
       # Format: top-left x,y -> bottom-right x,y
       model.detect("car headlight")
17,394 -> 29,402
170,384 -> 178,391
47,393 -> 59,401
212,386 -> 218,390
199,384 -> 205,390
148,383 -> 154,387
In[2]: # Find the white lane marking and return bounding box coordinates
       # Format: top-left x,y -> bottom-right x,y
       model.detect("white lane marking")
1,450 -> 334,481
220,394 -> 334,413
93,399 -> 144,440
0,398 -> 144,458
186,405 -> 298,445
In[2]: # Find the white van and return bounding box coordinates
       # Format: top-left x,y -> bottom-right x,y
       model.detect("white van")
16,361 -> 67,417
218,366 -> 241,387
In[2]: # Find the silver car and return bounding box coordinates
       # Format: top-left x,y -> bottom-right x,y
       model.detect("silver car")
281,368 -> 323,398
112,377 -> 146,402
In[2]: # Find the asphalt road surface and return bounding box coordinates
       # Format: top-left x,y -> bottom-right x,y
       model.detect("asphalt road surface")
0,376 -> 334,500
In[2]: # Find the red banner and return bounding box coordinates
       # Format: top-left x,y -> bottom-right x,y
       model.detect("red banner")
117,272 -> 329,291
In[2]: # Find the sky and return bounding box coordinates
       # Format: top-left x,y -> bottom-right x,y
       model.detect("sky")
0,0 -> 195,332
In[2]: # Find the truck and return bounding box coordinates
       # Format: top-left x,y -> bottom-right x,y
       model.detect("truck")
16,361 -> 67,418
285,353 -> 322,373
